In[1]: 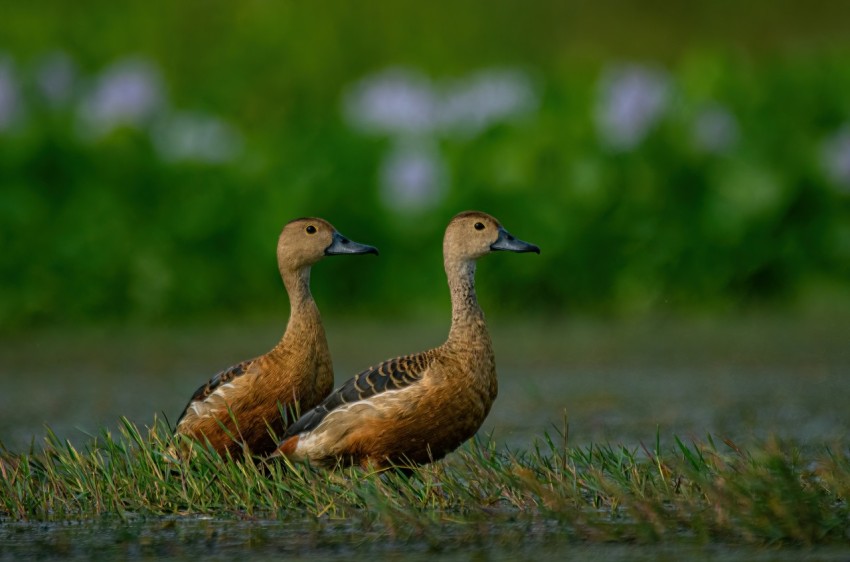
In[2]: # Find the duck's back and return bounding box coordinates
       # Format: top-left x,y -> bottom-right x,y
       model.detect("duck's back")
175,323 -> 334,458
278,340 -> 497,468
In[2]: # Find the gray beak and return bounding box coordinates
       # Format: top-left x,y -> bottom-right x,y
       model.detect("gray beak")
324,231 -> 379,256
490,226 -> 540,254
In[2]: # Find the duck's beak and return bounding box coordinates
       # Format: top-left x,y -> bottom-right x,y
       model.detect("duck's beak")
324,231 -> 379,256
490,227 -> 540,254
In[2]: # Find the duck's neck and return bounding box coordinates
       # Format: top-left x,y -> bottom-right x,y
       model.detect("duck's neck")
445,258 -> 488,346
277,267 -> 323,349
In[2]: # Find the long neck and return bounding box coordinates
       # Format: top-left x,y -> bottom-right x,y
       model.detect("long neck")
276,267 -> 323,350
445,258 -> 488,346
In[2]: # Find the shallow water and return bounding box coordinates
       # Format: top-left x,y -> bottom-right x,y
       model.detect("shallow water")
2,517 -> 850,561
1,315 -> 847,452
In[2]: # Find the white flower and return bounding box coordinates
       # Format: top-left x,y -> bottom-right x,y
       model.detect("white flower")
0,55 -> 22,132
821,125 -> 850,191
35,52 -> 77,107
78,57 -> 165,138
595,63 -> 671,151
342,67 -> 438,137
379,140 -> 447,212
438,68 -> 537,137
151,112 -> 242,164
693,104 -> 739,154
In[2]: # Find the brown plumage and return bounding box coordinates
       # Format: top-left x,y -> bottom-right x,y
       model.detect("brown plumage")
173,218 -> 378,459
273,211 -> 539,469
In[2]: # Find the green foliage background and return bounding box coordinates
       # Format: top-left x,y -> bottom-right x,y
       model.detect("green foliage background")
1,0 -> 850,330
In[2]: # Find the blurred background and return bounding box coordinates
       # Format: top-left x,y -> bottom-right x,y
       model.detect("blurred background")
0,0 -> 848,450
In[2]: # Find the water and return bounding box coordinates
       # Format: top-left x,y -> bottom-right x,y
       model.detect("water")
2,315 -> 846,452
3,517 -> 850,561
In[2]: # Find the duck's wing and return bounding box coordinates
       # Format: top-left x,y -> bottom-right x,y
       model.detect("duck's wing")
281,350 -> 435,438
174,358 -> 256,428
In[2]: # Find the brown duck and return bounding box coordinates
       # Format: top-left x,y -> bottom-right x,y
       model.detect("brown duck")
173,218 -> 378,459
273,211 -> 539,469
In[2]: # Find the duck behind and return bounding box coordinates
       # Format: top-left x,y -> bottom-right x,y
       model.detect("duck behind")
273,211 -> 539,469
173,218 -> 378,459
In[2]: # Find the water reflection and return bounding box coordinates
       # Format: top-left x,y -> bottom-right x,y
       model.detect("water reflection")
2,517 -> 849,561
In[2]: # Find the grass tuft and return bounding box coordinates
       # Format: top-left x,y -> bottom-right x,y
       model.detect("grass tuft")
1,419 -> 848,546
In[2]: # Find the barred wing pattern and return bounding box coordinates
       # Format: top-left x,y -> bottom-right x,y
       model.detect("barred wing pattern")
175,359 -> 255,426
282,351 -> 435,438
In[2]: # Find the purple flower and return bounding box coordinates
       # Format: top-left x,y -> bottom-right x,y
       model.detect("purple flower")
78,57 -> 165,138
595,64 -> 671,151
821,125 -> 850,191
379,141 -> 447,212
343,66 -> 538,140
151,112 -> 242,164
439,68 -> 537,137
343,66 -> 539,212
342,67 -> 438,136
693,104 -> 739,154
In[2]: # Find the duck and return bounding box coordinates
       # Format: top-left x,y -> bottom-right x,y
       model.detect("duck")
172,218 -> 378,459
272,211 -> 539,469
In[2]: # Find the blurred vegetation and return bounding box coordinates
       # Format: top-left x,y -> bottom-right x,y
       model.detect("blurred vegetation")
1,0 -> 850,330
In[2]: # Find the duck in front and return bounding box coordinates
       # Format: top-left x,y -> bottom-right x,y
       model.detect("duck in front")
273,211 -> 539,469
173,218 -> 378,459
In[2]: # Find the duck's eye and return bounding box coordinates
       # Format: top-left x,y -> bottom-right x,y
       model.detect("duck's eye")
306,225 -> 317,234
474,222 -> 485,231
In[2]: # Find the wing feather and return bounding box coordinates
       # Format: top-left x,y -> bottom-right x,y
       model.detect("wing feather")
175,359 -> 255,427
281,350 -> 435,439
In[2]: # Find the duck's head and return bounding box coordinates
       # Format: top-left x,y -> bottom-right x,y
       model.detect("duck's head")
443,211 -> 540,262
277,217 -> 378,270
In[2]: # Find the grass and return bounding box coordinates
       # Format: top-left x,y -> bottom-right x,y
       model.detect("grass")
1,418 -> 848,547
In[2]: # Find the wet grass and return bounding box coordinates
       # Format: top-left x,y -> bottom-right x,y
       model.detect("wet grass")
1,418 -> 848,547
